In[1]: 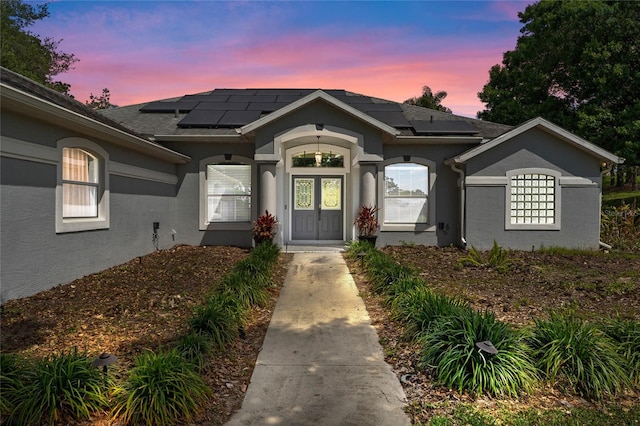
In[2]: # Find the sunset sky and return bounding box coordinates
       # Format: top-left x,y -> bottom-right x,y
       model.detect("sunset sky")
31,1 -> 530,117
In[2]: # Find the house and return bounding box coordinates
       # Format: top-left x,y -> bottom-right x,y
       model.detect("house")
0,67 -> 622,301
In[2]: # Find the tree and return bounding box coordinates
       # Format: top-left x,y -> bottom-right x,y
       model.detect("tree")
404,86 -> 452,113
86,88 -> 116,110
1,0 -> 77,94
477,0 -> 640,169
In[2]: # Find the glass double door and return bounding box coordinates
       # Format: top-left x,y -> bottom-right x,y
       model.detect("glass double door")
291,176 -> 343,240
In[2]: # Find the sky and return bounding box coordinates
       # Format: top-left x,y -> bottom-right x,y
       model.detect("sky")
31,0 -> 530,117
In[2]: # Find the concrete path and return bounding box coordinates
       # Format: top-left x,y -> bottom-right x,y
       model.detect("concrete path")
226,252 -> 410,426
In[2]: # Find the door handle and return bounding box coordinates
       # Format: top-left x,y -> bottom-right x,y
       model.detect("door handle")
318,204 -> 322,219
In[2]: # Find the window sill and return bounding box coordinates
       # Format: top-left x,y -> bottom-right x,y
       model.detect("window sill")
380,223 -> 435,232
200,222 -> 252,232
505,224 -> 560,231
56,218 -> 109,233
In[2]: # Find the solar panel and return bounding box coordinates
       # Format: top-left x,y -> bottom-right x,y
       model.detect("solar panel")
367,111 -> 411,127
213,89 -> 258,96
140,101 -> 198,112
354,103 -> 402,112
217,110 -> 262,126
228,95 -> 277,103
181,94 -> 229,103
245,102 -> 288,112
194,102 -> 249,111
335,95 -> 372,105
276,94 -> 307,103
177,110 -> 225,127
411,120 -> 478,135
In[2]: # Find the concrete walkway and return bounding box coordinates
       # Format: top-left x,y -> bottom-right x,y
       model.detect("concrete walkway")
226,252 -> 410,426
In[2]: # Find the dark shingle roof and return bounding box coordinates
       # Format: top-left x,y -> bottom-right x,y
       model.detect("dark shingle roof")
101,88 -> 512,140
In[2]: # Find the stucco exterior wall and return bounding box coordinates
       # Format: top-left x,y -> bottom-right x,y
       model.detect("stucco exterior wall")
464,128 -> 603,250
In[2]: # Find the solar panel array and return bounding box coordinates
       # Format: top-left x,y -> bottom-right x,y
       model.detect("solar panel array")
139,88 -> 479,135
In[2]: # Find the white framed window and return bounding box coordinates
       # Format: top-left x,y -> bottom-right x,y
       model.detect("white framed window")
381,161 -> 435,229
56,138 -> 109,233
506,169 -> 560,230
206,164 -> 251,222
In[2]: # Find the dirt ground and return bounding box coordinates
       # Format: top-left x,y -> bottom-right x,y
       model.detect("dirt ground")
1,244 -> 638,424
346,245 -> 640,423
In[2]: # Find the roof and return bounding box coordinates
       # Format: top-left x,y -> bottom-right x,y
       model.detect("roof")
101,88 -> 512,140
0,67 -> 189,164
445,117 -> 623,165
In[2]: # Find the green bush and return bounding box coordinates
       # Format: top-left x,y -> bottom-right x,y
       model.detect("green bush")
346,240 -> 377,258
385,276 -> 427,301
112,349 -> 210,425
175,332 -> 213,369
419,310 -> 538,397
0,353 -> 29,416
251,240 -> 281,263
458,240 -> 512,272
219,270 -> 270,307
189,292 -> 247,350
598,317 -> 640,386
391,287 -> 472,341
5,348 -> 109,425
529,311 -> 631,400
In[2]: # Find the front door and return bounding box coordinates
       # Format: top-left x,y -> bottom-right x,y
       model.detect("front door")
291,176 -> 343,240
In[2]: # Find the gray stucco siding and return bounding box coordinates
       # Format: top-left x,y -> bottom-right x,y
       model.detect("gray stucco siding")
467,128 -> 601,178
465,184 -> 601,251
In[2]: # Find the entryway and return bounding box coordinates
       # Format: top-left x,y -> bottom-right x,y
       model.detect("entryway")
291,176 -> 343,240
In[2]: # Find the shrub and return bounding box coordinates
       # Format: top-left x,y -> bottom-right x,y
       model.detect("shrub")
346,240 -> 377,258
391,287 -> 472,341
251,239 -> 281,264
6,348 -> 109,425
529,311 -> 631,400
419,310 -> 538,397
385,276 -> 427,301
189,292 -> 247,350
252,210 -> 277,244
220,270 -> 270,307
112,349 -> 210,425
175,332 -> 213,369
598,317 -> 640,386
0,353 -> 29,416
458,240 -> 512,272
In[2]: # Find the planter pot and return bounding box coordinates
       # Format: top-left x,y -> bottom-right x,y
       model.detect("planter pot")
358,235 -> 378,246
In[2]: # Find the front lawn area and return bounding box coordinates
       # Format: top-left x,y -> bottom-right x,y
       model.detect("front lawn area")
347,244 -> 640,425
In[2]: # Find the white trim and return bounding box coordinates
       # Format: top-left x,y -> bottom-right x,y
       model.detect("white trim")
465,176 -> 509,186
0,136 -> 58,165
56,138 -> 110,233
559,176 -> 598,187
239,90 -> 400,136
445,117 -> 622,165
505,168 -> 561,231
110,162 -> 177,185
1,137 -> 178,185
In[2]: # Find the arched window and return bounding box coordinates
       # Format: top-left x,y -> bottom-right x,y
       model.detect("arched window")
383,163 -> 429,224
206,163 -> 251,222
56,138 -> 109,233
62,148 -> 99,218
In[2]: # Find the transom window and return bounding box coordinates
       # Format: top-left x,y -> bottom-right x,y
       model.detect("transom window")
206,164 -> 251,222
62,147 -> 99,218
291,151 -> 344,168
384,163 -> 429,224
510,173 -> 555,225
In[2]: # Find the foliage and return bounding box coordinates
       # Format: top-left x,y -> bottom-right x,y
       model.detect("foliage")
601,201 -> 640,252
390,286 -> 472,341
253,210 -> 277,243
175,332 -> 213,369
419,310 -> 538,397
220,272 -> 270,307
529,311 -> 631,400
85,88 -> 115,109
598,318 -> 640,385
189,292 -> 247,350
346,239 -> 377,259
425,403 -> 640,426
458,240 -> 512,272
477,0 -> 640,165
0,0 -> 78,94
354,205 -> 380,237
251,239 -> 281,264
112,349 -> 210,426
404,85 -> 452,113
5,348 -> 109,425
0,353 -> 28,416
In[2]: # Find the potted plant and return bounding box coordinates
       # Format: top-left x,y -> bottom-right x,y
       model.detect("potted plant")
253,210 -> 277,245
354,205 -> 379,245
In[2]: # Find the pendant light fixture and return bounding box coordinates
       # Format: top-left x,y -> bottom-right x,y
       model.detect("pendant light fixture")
315,136 -> 322,167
